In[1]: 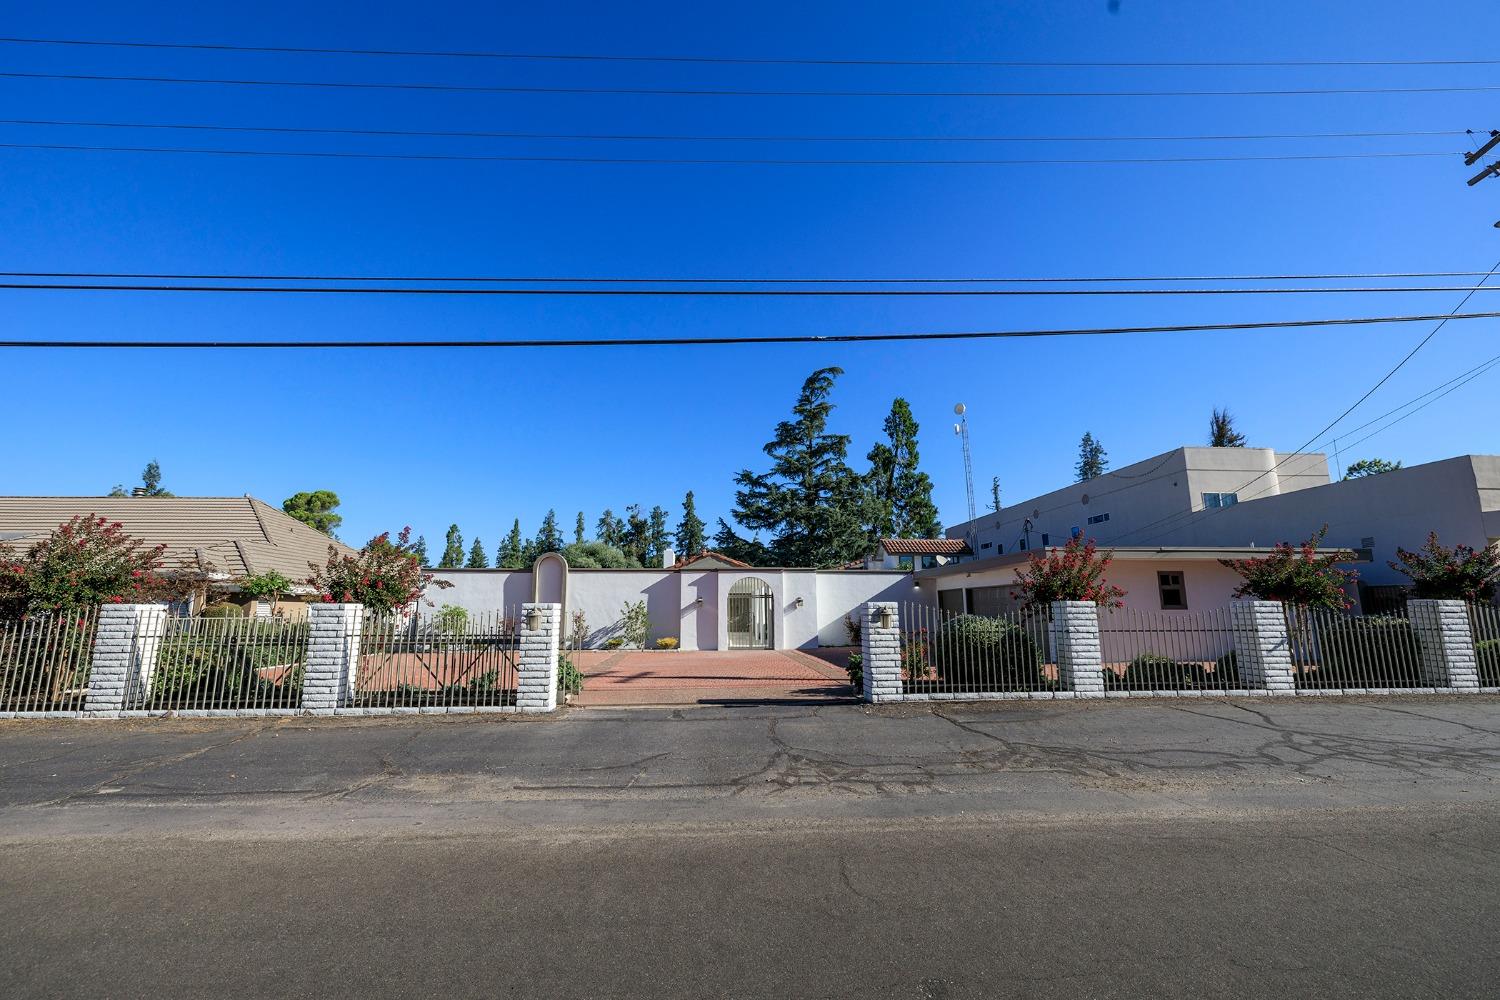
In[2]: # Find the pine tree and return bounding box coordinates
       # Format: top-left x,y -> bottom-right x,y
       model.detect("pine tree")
413,534 -> 429,567
1209,408 -> 1247,448
675,491 -> 707,555
621,505 -> 650,565
595,509 -> 623,549
439,525 -> 465,568
466,537 -> 489,569
732,367 -> 868,567
1075,433 -> 1108,482
713,518 -> 772,566
535,510 -> 564,555
864,398 -> 941,540
990,477 -> 1001,513
574,511 -> 586,545
646,505 -> 671,565
498,519 -> 526,568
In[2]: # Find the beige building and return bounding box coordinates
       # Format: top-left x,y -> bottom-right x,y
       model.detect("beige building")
0,495 -> 357,617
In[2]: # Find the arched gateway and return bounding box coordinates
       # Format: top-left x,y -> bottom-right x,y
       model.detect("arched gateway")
726,577 -> 774,650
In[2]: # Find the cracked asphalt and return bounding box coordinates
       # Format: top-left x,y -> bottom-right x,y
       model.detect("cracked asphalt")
3,697 -> 1499,998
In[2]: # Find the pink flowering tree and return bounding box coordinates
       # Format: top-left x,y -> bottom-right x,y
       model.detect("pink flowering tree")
307,527 -> 450,614
0,514 -> 173,620
1389,532 -> 1500,603
1011,536 -> 1126,610
1219,526 -> 1357,610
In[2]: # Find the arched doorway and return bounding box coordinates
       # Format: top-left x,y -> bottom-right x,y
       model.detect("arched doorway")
726,577 -> 774,649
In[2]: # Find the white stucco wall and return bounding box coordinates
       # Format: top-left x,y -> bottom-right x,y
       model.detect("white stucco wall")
813,571 -> 928,646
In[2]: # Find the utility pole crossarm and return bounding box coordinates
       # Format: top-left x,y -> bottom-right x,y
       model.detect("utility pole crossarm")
1464,129 -> 1500,167
1468,160 -> 1500,187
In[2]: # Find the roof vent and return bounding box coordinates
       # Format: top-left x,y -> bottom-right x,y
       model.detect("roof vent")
130,486 -> 149,497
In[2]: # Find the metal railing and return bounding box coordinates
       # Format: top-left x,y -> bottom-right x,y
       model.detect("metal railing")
358,608 -> 519,709
139,614 -> 308,711
1470,602 -> 1500,688
901,602 -> 1055,694
0,609 -> 98,713
1288,605 -> 1428,690
1097,607 -> 1244,692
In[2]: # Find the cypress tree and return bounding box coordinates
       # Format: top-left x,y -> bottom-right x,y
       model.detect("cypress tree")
465,537 -> 489,569
675,491 -> 707,555
865,398 -> 941,540
1075,432 -> 1108,482
412,534 -> 429,567
621,505 -> 650,565
574,511 -> 587,545
595,509 -> 623,549
498,519 -> 526,568
535,509 -> 564,555
646,505 -> 671,565
438,525 -> 465,568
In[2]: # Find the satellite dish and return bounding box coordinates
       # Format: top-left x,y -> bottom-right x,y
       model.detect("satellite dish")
954,403 -> 966,416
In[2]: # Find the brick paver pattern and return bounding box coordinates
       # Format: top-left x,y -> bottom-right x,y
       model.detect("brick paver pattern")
569,649 -> 852,706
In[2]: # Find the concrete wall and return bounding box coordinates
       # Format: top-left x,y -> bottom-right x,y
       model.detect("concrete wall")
814,571 -> 926,645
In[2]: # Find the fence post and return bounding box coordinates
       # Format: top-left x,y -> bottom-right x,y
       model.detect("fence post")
83,603 -> 168,714
303,603 -> 363,714
1050,601 -> 1104,696
517,602 -> 561,713
1407,600 -> 1480,690
1229,600 -> 1297,692
861,601 -> 902,703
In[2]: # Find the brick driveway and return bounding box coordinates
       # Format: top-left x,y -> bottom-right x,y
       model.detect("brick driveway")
568,649 -> 854,706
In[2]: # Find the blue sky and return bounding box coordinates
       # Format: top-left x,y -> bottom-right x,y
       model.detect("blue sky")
4,1 -> 1499,551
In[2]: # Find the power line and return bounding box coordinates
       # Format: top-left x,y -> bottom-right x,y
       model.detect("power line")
7,70 -> 1499,99
3,270 -> 1492,285
3,36 -> 1496,68
3,310 -> 1499,349
7,282 -> 1500,297
0,118 -> 1468,145
0,141 -> 1461,167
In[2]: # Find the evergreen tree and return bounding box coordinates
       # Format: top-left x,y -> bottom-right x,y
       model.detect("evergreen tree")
412,534 -> 429,567
1344,457 -> 1403,480
864,398 -> 941,540
535,509 -> 564,555
595,509 -> 624,549
281,490 -> 342,536
574,511 -> 586,545
990,477 -> 1001,513
438,525 -> 465,568
646,505 -> 671,565
465,537 -> 489,569
712,518 -> 773,567
621,505 -> 650,565
731,367 -> 868,567
1075,432 -> 1108,482
1209,408 -> 1247,447
498,519 -> 526,568
111,460 -> 174,498
675,491 -> 707,555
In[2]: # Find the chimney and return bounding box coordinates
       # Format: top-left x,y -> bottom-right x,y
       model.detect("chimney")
130,486 -> 149,497
661,546 -> 676,569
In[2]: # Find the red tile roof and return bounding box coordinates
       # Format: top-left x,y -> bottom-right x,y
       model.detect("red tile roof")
879,538 -> 971,556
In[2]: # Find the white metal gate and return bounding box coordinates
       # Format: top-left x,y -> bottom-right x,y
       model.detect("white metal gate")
727,578 -> 774,649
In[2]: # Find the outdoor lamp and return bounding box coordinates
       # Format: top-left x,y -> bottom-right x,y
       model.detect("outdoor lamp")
877,607 -> 893,630
524,608 -> 542,631
794,596 -> 805,608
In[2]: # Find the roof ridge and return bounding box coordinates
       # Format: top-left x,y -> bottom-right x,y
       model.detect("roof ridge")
244,496 -> 277,546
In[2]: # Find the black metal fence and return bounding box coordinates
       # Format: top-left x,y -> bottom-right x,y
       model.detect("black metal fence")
139,614 -> 308,711
357,608 -> 520,709
1097,607 -> 1244,692
0,609 -> 98,713
900,602 -> 1055,694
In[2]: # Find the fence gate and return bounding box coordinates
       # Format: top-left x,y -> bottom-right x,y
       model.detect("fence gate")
727,578 -> 774,649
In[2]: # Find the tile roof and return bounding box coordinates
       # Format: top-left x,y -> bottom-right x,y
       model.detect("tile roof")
879,537 -> 971,556
0,496 -> 359,589
670,549 -> 754,570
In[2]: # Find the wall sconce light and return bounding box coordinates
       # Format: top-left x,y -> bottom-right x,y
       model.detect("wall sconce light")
695,596 -> 704,606
877,606 -> 893,630
524,607 -> 542,631
794,596 -> 805,608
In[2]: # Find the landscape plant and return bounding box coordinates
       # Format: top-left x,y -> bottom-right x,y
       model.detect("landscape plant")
655,637 -> 680,650
929,614 -> 1046,690
1219,527 -> 1357,610
618,599 -> 651,649
1389,532 -> 1500,604
238,570 -> 293,611
1011,536 -> 1126,610
307,526 -> 449,613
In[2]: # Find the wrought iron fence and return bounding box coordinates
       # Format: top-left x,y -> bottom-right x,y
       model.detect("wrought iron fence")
1470,602 -> 1500,688
1288,605 -> 1428,690
901,602 -> 1055,694
0,609 -> 98,713
138,614 -> 308,711
1097,607 -> 1244,692
358,608 -> 519,709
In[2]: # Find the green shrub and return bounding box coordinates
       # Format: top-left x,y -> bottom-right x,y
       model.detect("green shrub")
846,651 -> 863,690
602,637 -> 625,650
1477,639 -> 1499,687
199,602 -> 245,619
1309,615 -> 1424,688
1209,650 -> 1241,687
557,654 -> 585,695
1105,651 -> 1192,690
926,614 -> 1045,690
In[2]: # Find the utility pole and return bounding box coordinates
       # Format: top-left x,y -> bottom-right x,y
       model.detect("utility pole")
1464,130 -> 1500,225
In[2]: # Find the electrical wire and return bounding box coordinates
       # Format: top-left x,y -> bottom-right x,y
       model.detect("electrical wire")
0,141 -> 1462,166
3,310 -> 1499,349
0,118 -> 1469,145
2,36 -> 1496,68
7,70 -> 1499,98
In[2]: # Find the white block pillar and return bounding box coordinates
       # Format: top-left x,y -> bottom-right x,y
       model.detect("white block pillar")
861,601 -> 902,703
1408,599 -> 1481,690
517,602 -> 561,713
1050,601 -> 1104,696
84,603 -> 170,713
303,603 -> 363,714
1229,600 -> 1298,692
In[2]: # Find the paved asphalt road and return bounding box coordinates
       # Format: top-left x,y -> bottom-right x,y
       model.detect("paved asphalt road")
3,698 -> 1499,998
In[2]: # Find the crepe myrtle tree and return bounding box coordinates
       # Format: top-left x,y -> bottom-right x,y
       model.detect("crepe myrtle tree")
0,514 -> 175,619
1219,526 -> 1357,610
307,527 -> 451,614
1011,535 -> 1126,610
1390,532 -> 1500,604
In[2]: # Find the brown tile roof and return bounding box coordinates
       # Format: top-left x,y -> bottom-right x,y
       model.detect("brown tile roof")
670,549 -> 753,570
0,496 -> 359,589
880,537 -> 971,556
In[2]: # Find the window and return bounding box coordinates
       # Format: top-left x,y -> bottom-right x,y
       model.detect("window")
1040,533 -> 1050,547
919,554 -> 939,569
1087,512 -> 1110,525
1202,492 -> 1239,509
966,586 -> 1009,617
938,589 -> 965,615
1157,571 -> 1187,610
980,541 -> 993,550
